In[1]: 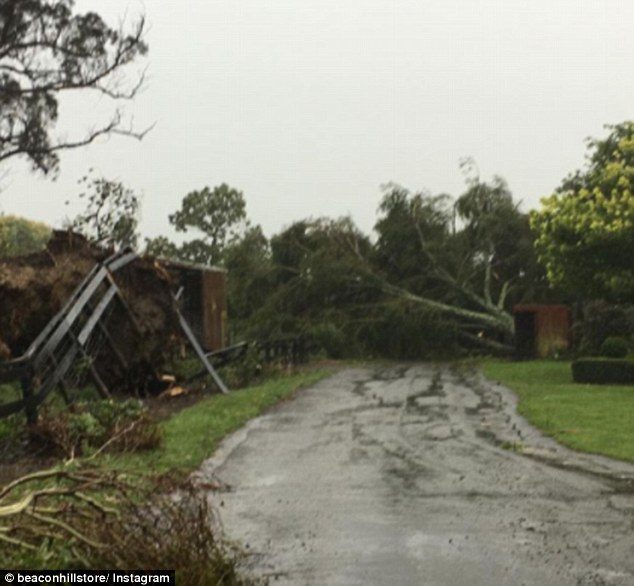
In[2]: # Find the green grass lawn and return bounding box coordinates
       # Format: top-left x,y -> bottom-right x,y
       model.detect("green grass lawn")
103,369 -> 331,476
482,360 -> 634,462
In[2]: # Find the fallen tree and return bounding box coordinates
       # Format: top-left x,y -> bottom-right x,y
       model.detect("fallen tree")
0,230 -> 181,393
0,463 -> 247,582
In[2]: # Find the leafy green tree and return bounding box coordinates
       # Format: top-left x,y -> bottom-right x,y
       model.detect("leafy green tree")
531,122 -> 634,301
222,225 -> 274,334
248,217 -> 378,349
365,168 -> 550,351
453,172 -> 548,308
144,235 -> 180,260
166,184 -> 248,266
0,215 -> 51,257
371,182 -> 521,344
70,174 -> 140,248
139,174 -> 542,357
0,0 -> 149,175
237,175 -> 541,355
373,184 -> 452,291
246,216 -> 471,358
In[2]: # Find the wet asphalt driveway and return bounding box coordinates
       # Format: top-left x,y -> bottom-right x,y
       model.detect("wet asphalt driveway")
197,365 -> 634,585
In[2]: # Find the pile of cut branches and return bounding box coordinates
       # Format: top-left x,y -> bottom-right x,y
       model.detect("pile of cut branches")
0,465 -> 129,563
0,464 -> 251,585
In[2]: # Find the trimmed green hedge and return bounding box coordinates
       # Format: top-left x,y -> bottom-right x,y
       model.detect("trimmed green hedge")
600,336 -> 629,359
572,358 -> 634,385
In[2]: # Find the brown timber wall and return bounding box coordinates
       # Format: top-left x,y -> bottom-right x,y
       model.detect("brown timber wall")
201,270 -> 227,352
513,304 -> 571,359
159,260 -> 227,353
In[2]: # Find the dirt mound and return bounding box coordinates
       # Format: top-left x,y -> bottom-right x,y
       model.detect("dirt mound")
0,231 -> 181,392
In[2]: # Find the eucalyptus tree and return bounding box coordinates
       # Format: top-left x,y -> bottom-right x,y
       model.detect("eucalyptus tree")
0,0 -> 148,176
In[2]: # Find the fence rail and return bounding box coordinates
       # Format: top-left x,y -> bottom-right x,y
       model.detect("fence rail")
256,336 -> 309,365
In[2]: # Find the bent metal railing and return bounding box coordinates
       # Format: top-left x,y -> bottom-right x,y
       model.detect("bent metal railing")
0,248 -> 138,422
185,337 -> 309,385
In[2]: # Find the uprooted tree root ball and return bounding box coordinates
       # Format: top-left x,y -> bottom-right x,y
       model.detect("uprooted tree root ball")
0,465 -> 255,585
0,230 -> 182,394
0,232 -> 98,358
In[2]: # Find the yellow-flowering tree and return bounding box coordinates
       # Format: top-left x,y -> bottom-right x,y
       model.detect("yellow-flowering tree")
531,122 -> 634,301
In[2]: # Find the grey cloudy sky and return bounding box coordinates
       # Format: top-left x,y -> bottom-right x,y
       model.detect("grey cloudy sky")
2,0 -> 633,240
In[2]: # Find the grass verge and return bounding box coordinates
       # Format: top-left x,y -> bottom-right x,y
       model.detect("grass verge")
102,369 -> 331,476
482,360 -> 634,462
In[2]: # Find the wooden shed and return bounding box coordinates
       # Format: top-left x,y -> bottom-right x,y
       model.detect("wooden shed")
160,259 -> 228,352
513,304 -> 571,359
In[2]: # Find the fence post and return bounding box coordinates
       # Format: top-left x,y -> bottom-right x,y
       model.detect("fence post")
20,371 -> 38,424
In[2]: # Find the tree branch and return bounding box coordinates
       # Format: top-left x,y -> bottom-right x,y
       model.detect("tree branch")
378,280 -> 514,334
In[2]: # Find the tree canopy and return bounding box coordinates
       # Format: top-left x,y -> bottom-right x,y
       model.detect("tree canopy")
143,173 -> 547,357
220,174 -> 545,356
69,173 -> 140,249
370,176 -> 545,345
531,122 -> 634,301
146,184 -> 248,266
0,0 -> 148,175
0,214 -> 50,257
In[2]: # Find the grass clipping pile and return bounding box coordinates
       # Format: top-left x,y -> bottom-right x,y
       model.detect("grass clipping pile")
0,231 -> 181,393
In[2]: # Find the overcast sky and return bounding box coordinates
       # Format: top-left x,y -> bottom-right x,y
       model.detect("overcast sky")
1,0 -> 633,240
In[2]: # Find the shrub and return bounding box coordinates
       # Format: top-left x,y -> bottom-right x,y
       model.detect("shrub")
308,322 -> 349,359
574,301 -> 634,355
30,399 -> 161,458
600,336 -> 629,359
571,358 -> 634,384
219,346 -> 263,388
357,303 -> 463,360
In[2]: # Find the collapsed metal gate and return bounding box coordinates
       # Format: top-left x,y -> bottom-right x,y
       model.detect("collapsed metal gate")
0,249 -> 228,423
